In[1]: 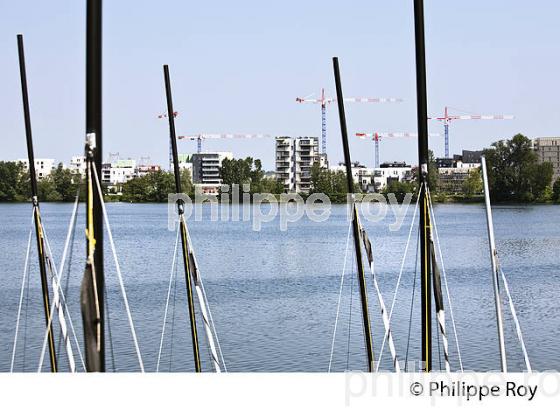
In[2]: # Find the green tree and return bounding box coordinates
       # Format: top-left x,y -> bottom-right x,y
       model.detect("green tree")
462,168 -> 483,198
533,162 -> 554,201
382,180 -> 415,202
121,171 -> 175,202
310,163 -> 330,194
181,168 -> 194,196
0,161 -> 28,201
221,157 -> 253,186
310,163 -> 353,202
484,134 -> 554,201
553,178 -> 560,202
38,177 -> 62,201
220,157 -> 270,195
120,176 -> 145,202
51,163 -> 79,201
259,176 -> 284,194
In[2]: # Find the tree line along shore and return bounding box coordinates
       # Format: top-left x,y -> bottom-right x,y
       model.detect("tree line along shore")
1,134 -> 559,204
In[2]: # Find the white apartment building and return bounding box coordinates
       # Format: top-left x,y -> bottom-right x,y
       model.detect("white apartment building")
275,136 -> 321,193
135,164 -> 161,178
69,155 -> 87,176
330,162 -> 376,192
17,158 -> 55,180
101,159 -> 136,185
372,162 -> 413,192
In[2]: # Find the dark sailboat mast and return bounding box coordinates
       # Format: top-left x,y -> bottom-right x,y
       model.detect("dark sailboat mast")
332,57 -> 375,372
163,64 -> 202,372
413,0 -> 433,372
81,0 -> 105,372
17,34 -> 58,373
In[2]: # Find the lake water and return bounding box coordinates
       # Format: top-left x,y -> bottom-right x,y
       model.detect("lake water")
0,202 -> 558,372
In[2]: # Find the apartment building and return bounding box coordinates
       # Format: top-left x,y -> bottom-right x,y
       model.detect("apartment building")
330,162 -> 376,192
436,150 -> 482,194
69,155 -> 86,176
101,159 -> 136,185
275,136 -> 320,193
533,137 -> 560,181
372,162 -> 412,192
135,164 -> 161,178
17,158 -> 55,180
191,152 -> 233,193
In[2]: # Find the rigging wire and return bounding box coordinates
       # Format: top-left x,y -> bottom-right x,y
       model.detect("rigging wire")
424,185 -> 451,373
10,215 -> 34,372
199,277 -> 228,372
436,311 -> 442,371
45,253 -> 76,372
36,209 -> 84,372
38,223 -> 86,372
426,187 -> 464,371
377,186 -> 421,368
346,245 -> 356,371
360,223 -> 401,372
47,190 -> 86,370
91,163 -> 145,372
404,227 -> 420,372
57,192 -> 78,359
169,259 -> 179,372
104,284 -> 117,372
185,225 -> 226,372
156,223 -> 181,372
37,275 -> 65,371
22,239 -> 32,372
328,222 -> 352,372
498,266 -> 532,372
193,278 -> 222,372
43,217 -> 85,370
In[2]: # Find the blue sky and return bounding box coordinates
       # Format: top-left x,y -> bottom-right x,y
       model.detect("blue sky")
1,1 -> 559,170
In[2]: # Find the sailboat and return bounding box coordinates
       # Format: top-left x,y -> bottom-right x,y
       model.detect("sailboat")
410,0 -> 529,374
80,0 -> 145,373
11,34 -> 78,373
480,155 -> 532,372
154,65 -> 225,372
327,0 -> 530,373
80,0 -> 105,372
329,57 -> 404,373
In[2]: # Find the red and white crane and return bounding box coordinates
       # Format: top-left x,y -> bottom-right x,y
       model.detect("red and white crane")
158,111 -> 275,162
356,131 -> 440,168
157,111 -> 178,119
178,133 -> 274,154
157,111 -> 180,170
296,88 -> 402,156
429,106 -> 514,158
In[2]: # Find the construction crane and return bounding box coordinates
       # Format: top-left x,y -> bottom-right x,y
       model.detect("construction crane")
296,88 -> 402,156
157,112 -> 275,164
106,152 -> 120,164
429,106 -> 514,158
158,111 -> 178,119
157,111 -> 179,170
178,133 -> 274,153
356,132 -> 440,168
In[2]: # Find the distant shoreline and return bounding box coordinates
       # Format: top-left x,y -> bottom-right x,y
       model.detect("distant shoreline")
1,196 -> 558,205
